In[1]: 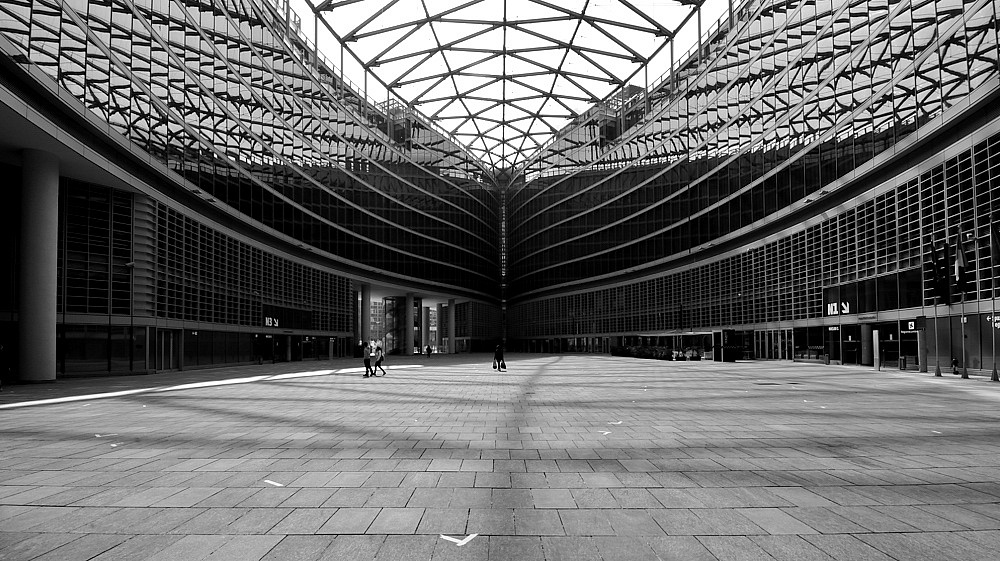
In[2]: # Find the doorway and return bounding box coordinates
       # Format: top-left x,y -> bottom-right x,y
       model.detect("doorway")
156,329 -> 179,371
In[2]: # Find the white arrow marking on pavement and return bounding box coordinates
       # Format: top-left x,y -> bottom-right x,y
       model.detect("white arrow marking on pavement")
608,421 -> 622,425
440,533 -> 478,546
600,431 -> 612,435
264,480 -> 284,487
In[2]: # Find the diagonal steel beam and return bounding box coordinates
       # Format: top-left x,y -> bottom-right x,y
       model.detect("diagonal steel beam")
342,0 -> 402,43
347,0 -> 487,41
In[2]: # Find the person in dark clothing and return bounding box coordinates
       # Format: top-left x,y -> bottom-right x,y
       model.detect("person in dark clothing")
493,344 -> 506,372
362,342 -> 374,377
373,345 -> 386,376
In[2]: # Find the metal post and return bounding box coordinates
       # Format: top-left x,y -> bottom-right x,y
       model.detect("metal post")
127,261 -> 135,372
961,297 -> 968,378
934,299 -> 941,376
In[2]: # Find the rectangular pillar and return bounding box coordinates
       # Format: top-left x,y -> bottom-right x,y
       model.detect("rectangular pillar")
436,303 -> 444,350
19,150 -> 59,382
421,306 -> 430,352
405,293 -> 415,355
448,299 -> 456,354
360,284 -> 371,344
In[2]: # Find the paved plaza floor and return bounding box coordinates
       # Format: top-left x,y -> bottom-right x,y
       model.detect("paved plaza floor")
2,353 -> 1000,560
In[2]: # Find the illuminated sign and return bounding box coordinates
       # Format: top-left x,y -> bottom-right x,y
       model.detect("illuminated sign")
826,302 -> 851,315
262,304 -> 312,330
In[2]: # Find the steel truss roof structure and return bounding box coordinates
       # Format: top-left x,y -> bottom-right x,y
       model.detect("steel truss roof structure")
304,0 -> 711,173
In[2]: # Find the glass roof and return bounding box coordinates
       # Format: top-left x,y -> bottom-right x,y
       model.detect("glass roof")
300,0 -> 714,172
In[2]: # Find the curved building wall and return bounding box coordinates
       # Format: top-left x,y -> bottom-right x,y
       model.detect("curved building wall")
0,0 -> 501,298
0,0 -> 501,378
508,0 -> 997,295
507,0 -> 1000,371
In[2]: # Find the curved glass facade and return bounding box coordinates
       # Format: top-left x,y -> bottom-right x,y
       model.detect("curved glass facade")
509,0 -> 998,296
3,0 -> 1000,377
0,0 -> 500,297
507,0 -> 1000,371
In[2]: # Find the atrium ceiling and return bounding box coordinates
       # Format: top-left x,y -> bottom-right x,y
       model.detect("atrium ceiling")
303,0 -> 713,172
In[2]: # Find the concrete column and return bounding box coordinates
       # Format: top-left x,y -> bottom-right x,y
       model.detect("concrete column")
448,298 -> 456,354
917,329 -> 928,372
360,284 -> 371,344
436,303 -> 444,349
178,332 -> 185,371
421,306 -> 430,352
405,293 -> 415,355
19,150 -> 59,382
286,335 -> 292,362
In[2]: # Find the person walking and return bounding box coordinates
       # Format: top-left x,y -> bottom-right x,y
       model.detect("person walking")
373,345 -> 386,376
362,341 -> 374,377
493,343 -> 506,372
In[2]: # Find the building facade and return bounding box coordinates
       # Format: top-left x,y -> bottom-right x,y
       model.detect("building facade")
0,0 -> 501,380
507,0 -> 1000,373
1,0 -> 998,381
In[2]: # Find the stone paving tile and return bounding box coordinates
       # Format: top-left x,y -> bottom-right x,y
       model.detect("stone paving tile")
646,536 -> 718,561
406,487 -> 453,508
803,534 -> 901,560
558,508 -> 615,536
449,487 -> 491,508
267,508 -> 336,535
735,507 -> 818,534
318,535 -> 384,560
194,487 -> 262,508
0,532 -> 81,560
539,536 -> 602,561
279,488 -> 338,508
88,535 -> 185,561
429,534 -> 489,561
491,488 -> 533,508
208,535 -> 285,561
698,535 -> 774,561
148,487 -> 222,508
467,507 -> 514,535
916,504 -> 1000,530
571,488 -> 619,508
126,507 -> 207,534
5,357 -> 1000,560
33,533 -> 132,561
531,488 -> 576,509
3,506 -> 85,532
143,534 -> 230,561
514,508 -> 564,535
592,537 -> 662,561
373,535 -> 438,561
169,507 -> 248,534
226,507 -> 293,534
323,487 -> 374,507
609,488 -> 662,508
414,508 -> 469,535
317,507 -> 379,534
74,507 -> 160,534
750,535 -> 836,561
367,507 -> 424,534
488,536 -> 545,561
605,509 -> 667,536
